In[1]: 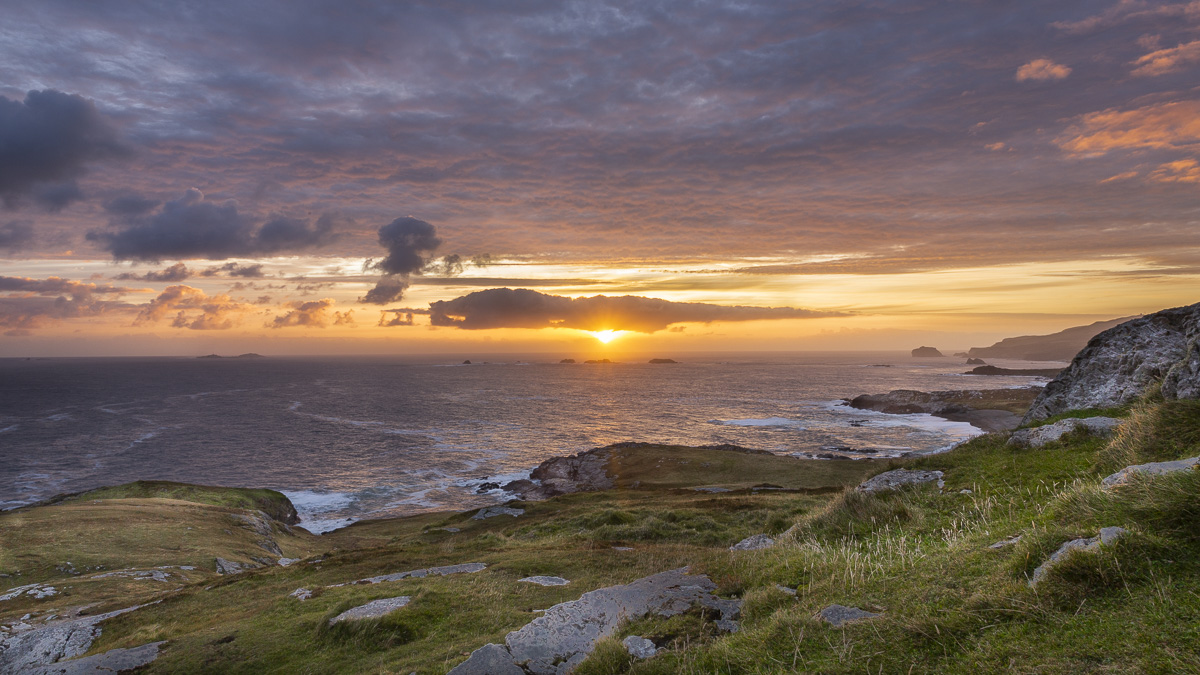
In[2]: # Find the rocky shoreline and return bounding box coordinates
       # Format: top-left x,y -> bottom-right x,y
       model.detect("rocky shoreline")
846,386 -> 1043,434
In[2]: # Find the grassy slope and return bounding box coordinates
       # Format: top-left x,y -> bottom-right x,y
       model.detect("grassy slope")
3,410 -> 1199,673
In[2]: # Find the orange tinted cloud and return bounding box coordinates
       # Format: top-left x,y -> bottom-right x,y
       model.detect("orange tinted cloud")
1015,59 -> 1071,81
1132,39 -> 1200,76
1056,100 -> 1200,155
1149,159 -> 1200,183
134,285 -> 252,330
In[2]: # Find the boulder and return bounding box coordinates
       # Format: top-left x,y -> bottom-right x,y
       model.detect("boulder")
328,596 -> 411,624
856,469 -> 944,494
622,636 -> 657,659
817,605 -> 880,627
214,558 -> 256,575
1028,527 -> 1127,586
472,506 -> 525,520
1007,417 -> 1122,448
520,576 -> 571,586
1023,303 -> 1200,423
448,568 -> 739,675
729,534 -> 775,551
1101,457 -> 1200,488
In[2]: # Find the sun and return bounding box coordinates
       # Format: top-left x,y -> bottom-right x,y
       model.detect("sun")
589,330 -> 622,344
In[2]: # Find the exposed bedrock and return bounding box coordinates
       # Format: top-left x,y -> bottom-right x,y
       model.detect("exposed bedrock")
1023,303 -> 1200,423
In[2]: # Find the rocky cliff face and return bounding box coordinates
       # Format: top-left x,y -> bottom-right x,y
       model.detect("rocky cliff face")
1022,303 -> 1200,423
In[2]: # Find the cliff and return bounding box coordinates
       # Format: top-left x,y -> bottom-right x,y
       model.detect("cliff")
969,317 -> 1133,361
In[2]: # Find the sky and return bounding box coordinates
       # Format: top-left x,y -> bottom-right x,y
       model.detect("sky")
1,0 -> 1198,356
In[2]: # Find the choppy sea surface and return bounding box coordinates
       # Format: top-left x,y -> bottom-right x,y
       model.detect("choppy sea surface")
0,353 -> 1055,532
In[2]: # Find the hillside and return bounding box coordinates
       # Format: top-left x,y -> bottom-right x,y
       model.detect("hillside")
2,398 -> 1199,672
968,317 -> 1133,361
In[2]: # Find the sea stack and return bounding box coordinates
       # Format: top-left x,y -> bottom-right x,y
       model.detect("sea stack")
911,346 -> 944,357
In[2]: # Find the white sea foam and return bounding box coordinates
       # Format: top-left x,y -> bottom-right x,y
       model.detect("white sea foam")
709,417 -> 805,428
0,424 -> 18,434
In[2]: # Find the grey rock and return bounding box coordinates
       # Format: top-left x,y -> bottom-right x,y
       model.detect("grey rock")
988,535 -> 1022,550
337,562 -> 487,586
1029,527 -> 1128,586
520,576 -> 571,586
1024,303 -> 1200,423
714,619 -> 740,632
451,568 -> 739,675
817,604 -> 881,627
775,584 -> 798,596
693,487 -> 731,493
472,506 -> 525,520
0,584 -> 58,601
277,558 -> 299,566
447,643 -> 525,675
856,469 -> 944,494
214,558 -> 256,575
729,534 -> 775,551
91,569 -> 172,583
611,546 -> 634,551
289,588 -> 313,601
328,596 -> 411,624
622,636 -> 656,659
1102,457 -> 1200,488
0,605 -> 144,673
24,641 -> 164,675
1007,417 -> 1121,448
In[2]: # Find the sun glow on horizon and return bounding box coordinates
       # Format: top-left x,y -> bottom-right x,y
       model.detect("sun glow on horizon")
588,329 -> 623,343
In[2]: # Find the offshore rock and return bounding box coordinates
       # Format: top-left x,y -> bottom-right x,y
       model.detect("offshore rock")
911,346 -> 944,357
1007,417 -> 1122,448
1101,457 -> 1200,488
1023,303 -> 1200,423
856,469 -> 944,494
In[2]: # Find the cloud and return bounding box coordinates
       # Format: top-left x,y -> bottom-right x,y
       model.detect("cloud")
32,181 -> 83,212
1149,159 -> 1200,183
378,310 -> 415,327
0,90 -> 126,207
1132,39 -> 1200,76
270,299 -> 349,328
1053,1 -> 1200,34
200,262 -> 265,278
423,288 -> 845,333
0,275 -> 133,329
88,188 -> 339,261
375,217 -> 443,276
1015,59 -> 1071,82
359,216 -> 444,305
115,263 -> 191,282
1056,100 -> 1200,155
0,221 -> 34,250
134,284 -> 251,330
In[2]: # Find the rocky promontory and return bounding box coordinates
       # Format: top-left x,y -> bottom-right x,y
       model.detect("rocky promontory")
1023,302 -> 1200,423
847,387 -> 1042,432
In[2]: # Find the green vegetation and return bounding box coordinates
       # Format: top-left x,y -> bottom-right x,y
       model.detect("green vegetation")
45,480 -> 298,523
2,400 -> 1198,673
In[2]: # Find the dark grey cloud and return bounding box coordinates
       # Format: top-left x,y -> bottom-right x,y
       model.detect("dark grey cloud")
378,309 -> 415,327
424,288 -> 845,333
376,217 -> 442,276
0,221 -> 34,250
201,262 -> 265,278
0,89 -> 126,208
87,188 -> 339,261
103,194 -> 160,217
115,262 -> 191,282
360,277 -> 409,305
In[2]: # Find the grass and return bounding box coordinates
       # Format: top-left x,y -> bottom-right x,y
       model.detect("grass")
2,401 -> 1199,673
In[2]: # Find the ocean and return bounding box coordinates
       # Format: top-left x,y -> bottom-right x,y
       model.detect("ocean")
0,353 -> 1052,532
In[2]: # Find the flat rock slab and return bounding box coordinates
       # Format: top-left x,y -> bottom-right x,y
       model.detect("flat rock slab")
1029,527 -> 1127,586
623,635 -> 657,659
289,588 -> 313,601
729,534 -> 775,551
520,576 -> 571,586
1008,417 -> 1122,448
0,605 -> 144,673
818,605 -> 881,627
91,569 -> 173,583
214,558 -> 257,575
328,596 -> 411,624
472,506 -> 525,520
0,584 -> 58,601
1102,457 -> 1199,487
335,562 -> 487,587
25,640 -> 164,675
856,469 -> 944,494
988,535 -> 1022,550
448,568 -> 740,675
450,643 -> 525,675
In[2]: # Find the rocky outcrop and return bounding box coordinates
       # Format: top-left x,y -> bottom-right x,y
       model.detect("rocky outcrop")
0,604 -> 147,673
519,576 -> 570,586
447,568 -> 740,675
472,506 -> 524,520
969,317 -> 1133,361
1006,417 -> 1122,448
1101,457 -> 1200,488
966,365 -> 1062,377
1029,527 -> 1127,586
334,562 -> 487,587
911,346 -> 943,357
623,636 -> 657,659
1023,303 -> 1200,423
847,388 -> 1040,433
329,596 -> 411,624
856,469 -> 943,494
729,534 -> 775,551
